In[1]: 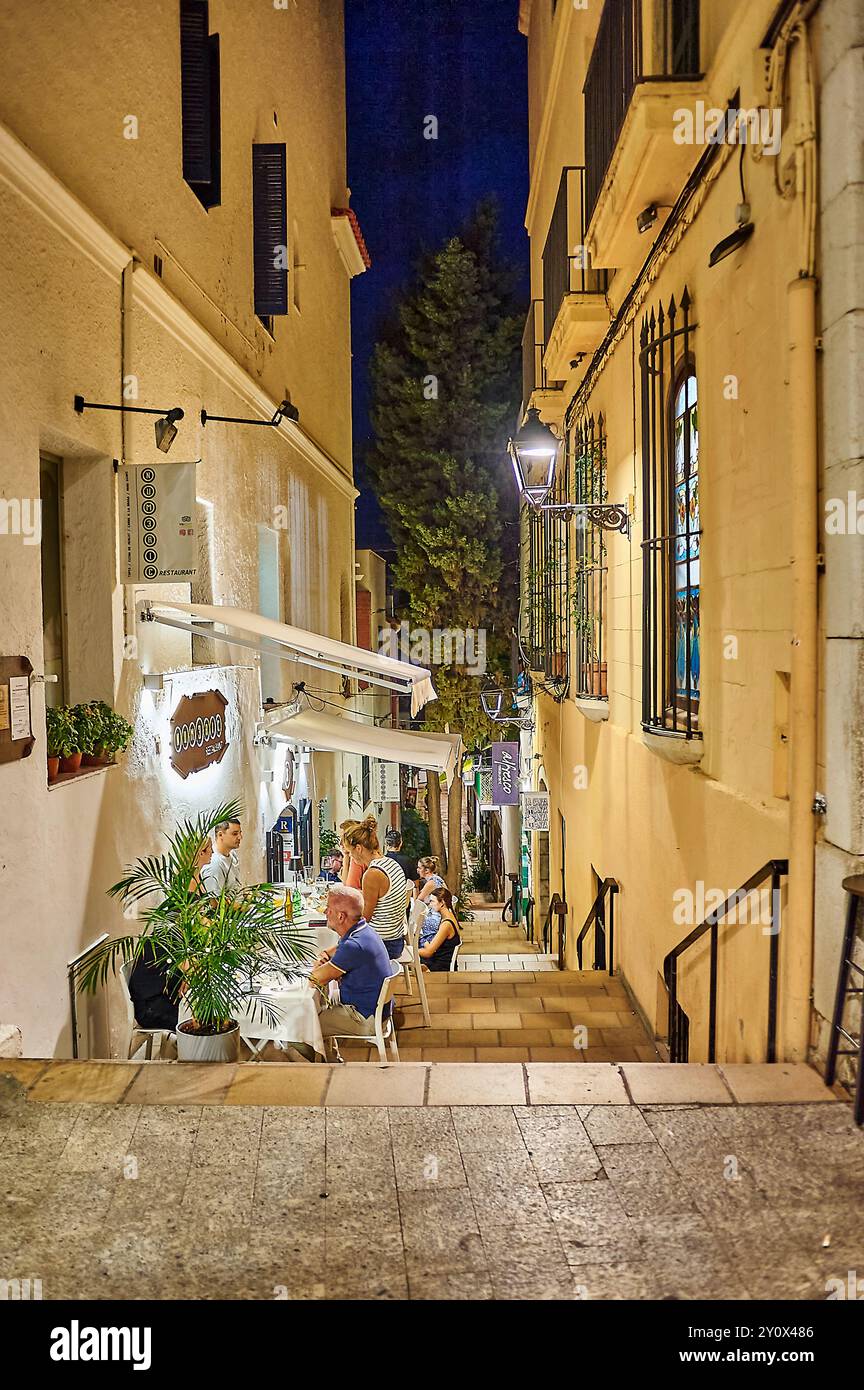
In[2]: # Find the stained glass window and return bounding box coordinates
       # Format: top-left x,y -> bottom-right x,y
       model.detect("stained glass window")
672,372 -> 699,726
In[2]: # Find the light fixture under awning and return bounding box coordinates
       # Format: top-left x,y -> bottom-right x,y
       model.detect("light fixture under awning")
140,600 -> 436,716
261,706 -> 462,784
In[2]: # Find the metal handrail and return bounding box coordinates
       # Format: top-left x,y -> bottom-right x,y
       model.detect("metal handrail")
576,876 -> 619,973
542,893 -> 567,958
662,859 -> 789,1063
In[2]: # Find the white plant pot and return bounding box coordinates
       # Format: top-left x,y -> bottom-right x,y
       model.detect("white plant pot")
176,1021 -> 239,1063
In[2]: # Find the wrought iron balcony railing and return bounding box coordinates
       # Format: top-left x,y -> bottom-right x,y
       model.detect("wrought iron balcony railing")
584,0 -> 701,224
542,166 -> 608,354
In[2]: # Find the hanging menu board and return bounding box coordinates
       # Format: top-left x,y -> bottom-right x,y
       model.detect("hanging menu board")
0,656 -> 35,764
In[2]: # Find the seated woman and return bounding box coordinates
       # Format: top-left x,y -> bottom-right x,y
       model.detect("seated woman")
414,855 -> 447,904
417,888 -> 460,972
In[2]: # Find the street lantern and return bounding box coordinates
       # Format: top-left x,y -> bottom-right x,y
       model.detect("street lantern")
508,406 -> 631,537
508,407 -> 559,506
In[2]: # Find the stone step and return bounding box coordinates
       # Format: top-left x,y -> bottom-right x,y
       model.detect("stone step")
0,1057 -> 843,1108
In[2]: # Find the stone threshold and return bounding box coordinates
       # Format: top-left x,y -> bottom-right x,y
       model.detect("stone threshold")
0,1058 -> 843,1109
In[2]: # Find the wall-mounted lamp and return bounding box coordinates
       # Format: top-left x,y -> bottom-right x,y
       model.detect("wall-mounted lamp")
142,673 -> 165,692
508,408 -> 631,536
74,396 -> 185,454
636,203 -> 672,235
709,208 -> 755,267
200,399 -> 299,429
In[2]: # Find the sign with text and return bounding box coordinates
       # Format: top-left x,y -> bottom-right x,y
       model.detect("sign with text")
374,760 -> 401,803
169,689 -> 228,779
522,792 -> 550,833
121,463 -> 198,583
491,741 -> 520,805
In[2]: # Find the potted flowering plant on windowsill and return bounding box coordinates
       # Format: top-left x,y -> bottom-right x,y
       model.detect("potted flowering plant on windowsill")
45,704 -> 83,775
73,801 -> 318,1063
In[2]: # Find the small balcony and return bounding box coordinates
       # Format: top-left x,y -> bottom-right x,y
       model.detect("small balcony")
520,299 -> 566,427
541,166 -> 610,382
584,0 -> 706,275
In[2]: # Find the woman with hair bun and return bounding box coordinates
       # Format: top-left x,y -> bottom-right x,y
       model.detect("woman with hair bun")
338,819 -> 365,890
342,815 -> 408,960
415,855 -> 447,904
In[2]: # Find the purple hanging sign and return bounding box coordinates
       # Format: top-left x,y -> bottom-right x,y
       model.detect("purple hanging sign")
491,741 -> 520,805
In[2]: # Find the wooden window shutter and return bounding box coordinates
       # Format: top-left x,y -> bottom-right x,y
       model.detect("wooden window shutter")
253,144 -> 288,317
180,0 -> 212,183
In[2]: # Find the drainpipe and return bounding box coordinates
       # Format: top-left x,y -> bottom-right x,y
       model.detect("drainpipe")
785,274 -> 818,1061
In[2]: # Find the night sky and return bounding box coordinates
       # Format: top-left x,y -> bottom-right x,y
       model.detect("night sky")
344,0 -> 529,553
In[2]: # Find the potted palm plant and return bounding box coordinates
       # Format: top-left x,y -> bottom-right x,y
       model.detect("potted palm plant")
74,801 -> 317,1062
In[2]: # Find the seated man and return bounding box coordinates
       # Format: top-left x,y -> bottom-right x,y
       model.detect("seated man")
128,939 -> 181,1031
308,884 -> 396,1053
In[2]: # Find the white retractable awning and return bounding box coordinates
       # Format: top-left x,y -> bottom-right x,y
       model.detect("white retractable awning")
141,600 -> 436,716
262,706 -> 462,784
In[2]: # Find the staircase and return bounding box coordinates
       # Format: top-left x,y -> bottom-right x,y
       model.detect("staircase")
338,900 -> 659,1063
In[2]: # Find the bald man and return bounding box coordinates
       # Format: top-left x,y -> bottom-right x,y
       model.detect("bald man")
308,885 -> 397,1050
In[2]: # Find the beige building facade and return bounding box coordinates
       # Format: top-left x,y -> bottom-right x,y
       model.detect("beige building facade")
0,0 -> 371,1058
517,0 -> 856,1066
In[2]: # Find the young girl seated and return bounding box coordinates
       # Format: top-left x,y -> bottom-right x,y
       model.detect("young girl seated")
417,888 -> 460,972
415,855 -> 447,903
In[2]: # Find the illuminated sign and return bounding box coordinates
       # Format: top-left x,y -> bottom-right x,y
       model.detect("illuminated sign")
169,689 -> 228,779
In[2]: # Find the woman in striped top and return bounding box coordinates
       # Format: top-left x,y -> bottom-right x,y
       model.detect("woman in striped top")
342,816 -> 407,960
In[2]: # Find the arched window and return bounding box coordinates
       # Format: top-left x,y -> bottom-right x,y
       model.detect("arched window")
640,288 -> 701,736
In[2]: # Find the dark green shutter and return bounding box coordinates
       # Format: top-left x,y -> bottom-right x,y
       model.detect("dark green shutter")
253,144 -> 288,317
180,0 -> 211,183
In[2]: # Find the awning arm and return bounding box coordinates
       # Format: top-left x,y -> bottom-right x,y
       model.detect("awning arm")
139,603 -> 423,700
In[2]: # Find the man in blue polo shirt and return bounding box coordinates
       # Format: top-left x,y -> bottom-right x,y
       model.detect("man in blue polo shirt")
308,884 -> 397,1054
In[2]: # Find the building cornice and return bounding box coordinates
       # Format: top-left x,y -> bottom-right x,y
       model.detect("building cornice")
0,119 -> 358,504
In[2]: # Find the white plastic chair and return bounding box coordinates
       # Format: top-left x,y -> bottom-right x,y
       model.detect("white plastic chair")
326,968 -> 401,1063
119,960 -> 174,1061
450,940 -> 462,973
397,903 -> 432,1026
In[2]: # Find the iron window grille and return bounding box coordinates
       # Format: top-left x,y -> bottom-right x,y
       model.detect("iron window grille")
640,287 -> 701,736
525,449 -> 570,693
571,414 -> 608,700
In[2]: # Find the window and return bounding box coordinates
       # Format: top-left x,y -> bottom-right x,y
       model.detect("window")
361,755 -> 371,809
180,1 -> 221,209
252,144 -> 288,320
640,288 -> 700,735
571,414 -> 608,699
257,524 -> 283,705
39,454 -> 66,708
525,459 -> 569,689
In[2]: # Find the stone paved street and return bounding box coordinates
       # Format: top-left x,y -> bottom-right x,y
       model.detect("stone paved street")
2,1075 -> 862,1300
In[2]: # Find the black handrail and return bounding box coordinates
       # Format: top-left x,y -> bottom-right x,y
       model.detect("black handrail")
576,875 -> 619,973
542,893 -> 567,959
662,859 -> 789,1063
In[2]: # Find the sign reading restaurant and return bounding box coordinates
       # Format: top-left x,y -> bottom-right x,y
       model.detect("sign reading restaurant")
169,690 -> 228,779
121,463 -> 198,583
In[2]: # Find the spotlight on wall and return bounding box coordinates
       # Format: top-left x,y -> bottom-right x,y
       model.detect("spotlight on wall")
636,204 -> 658,235
708,210 -> 755,267
200,398 -> 300,428
154,408 -> 185,454
142,673 -> 165,692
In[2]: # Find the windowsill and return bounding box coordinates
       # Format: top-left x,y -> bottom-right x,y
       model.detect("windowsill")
47,762 -> 118,791
642,729 -> 703,765
573,696 -> 610,723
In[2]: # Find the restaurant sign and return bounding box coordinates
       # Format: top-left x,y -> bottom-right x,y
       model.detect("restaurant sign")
121,463 -> 198,583
491,741 -> 520,805
169,689 -> 228,779
522,792 -> 550,833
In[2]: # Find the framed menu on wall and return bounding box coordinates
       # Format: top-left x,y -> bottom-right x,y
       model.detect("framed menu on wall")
0,656 -> 35,765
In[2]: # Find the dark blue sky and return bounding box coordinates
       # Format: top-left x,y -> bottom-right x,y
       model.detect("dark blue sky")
344,0 -> 529,551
